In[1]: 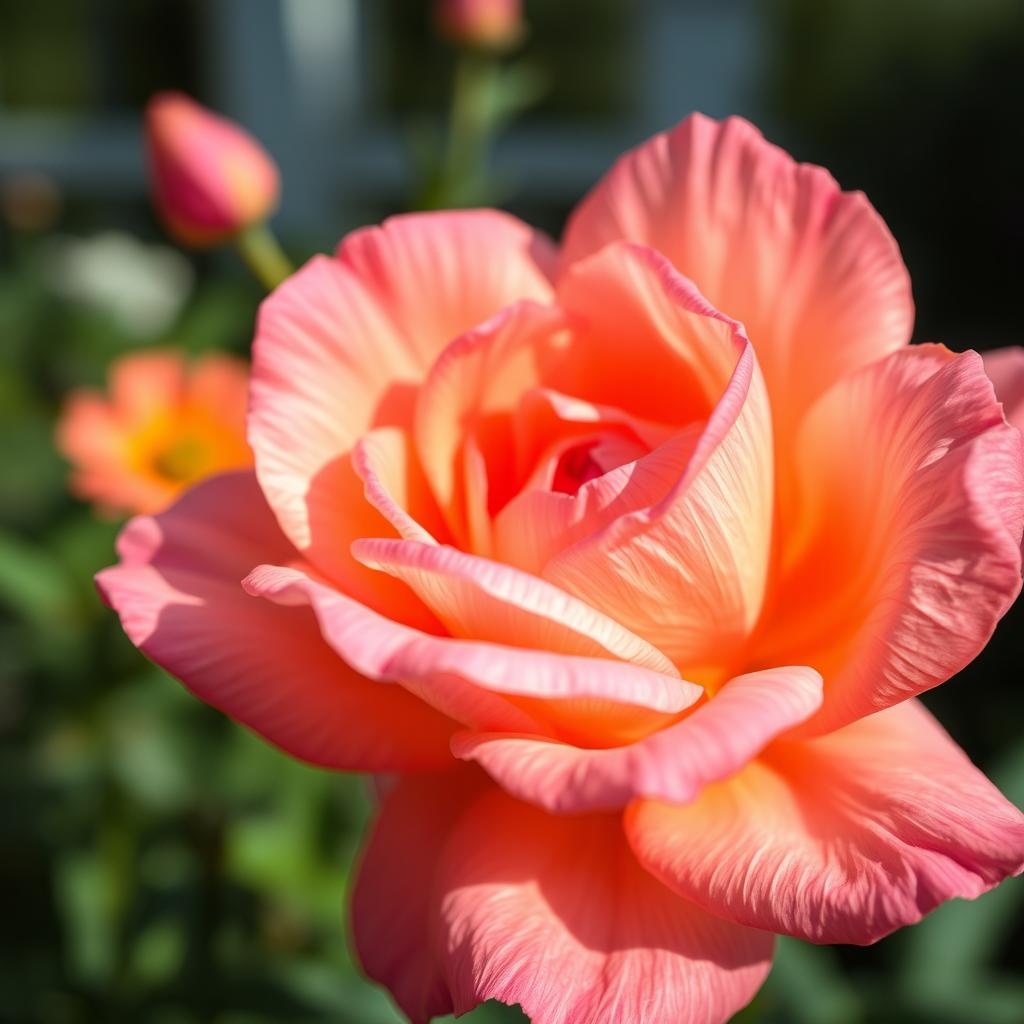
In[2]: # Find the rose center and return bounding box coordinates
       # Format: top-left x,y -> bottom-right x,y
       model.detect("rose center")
550,440 -> 604,496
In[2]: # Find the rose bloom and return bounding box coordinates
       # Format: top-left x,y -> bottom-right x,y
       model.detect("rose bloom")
59,349 -> 252,516
99,115 -> 1024,1024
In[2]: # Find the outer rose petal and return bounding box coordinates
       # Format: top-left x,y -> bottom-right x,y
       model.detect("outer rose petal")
352,772 -> 483,1024
249,210 -> 555,585
244,562 -> 698,742
436,784 -> 774,1024
95,471 -> 456,770
562,113 -> 913,460
627,699 -> 1024,945
983,345 -> 1024,432
452,666 -> 821,813
756,346 -> 1024,735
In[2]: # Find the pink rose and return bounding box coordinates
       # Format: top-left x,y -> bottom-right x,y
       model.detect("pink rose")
99,114 -> 1024,1024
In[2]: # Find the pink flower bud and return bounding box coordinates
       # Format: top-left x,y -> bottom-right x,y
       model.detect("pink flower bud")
435,0 -> 523,50
145,91 -> 279,248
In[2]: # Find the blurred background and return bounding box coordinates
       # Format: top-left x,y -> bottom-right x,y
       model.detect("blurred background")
2,1 -> 1023,1022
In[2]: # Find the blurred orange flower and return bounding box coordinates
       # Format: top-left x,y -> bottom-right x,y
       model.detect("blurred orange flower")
57,349 -> 252,516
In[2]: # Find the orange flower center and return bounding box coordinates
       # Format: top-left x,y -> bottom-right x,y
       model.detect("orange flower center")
150,432 -> 214,482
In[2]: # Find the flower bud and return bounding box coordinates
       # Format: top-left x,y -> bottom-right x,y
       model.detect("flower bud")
435,0 -> 523,51
145,91 -> 279,248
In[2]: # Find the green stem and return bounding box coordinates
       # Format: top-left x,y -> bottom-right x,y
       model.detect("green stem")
441,51 -> 501,205
233,223 -> 294,291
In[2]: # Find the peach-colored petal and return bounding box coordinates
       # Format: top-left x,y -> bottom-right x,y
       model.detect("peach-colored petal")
243,562 -> 698,738
351,538 -> 679,676
414,299 -> 568,547
352,771 -> 484,1024
249,210 -> 556,585
755,346 -> 1024,736
553,241 -> 741,422
436,784 -> 774,1024
453,666 -> 820,813
511,386 -> 675,485
541,287 -> 772,674
351,427 -> 448,545
95,472 -> 457,770
627,699 -> 1024,945
562,114 -> 913,463
493,422 -> 703,575
983,345 -> 1024,432
488,241 -> 751,575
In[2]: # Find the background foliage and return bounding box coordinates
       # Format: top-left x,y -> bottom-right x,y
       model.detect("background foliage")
2,1 -> 1023,1021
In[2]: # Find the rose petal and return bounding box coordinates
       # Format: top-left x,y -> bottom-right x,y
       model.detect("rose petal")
453,666 -> 821,813
490,240 -> 753,576
249,210 -> 556,582
351,427 -> 447,545
755,345 -> 1024,735
95,472 -> 457,770
562,113 -> 913,466
351,538 -> 679,676
553,241 -> 741,422
983,345 -> 1024,432
541,252 -> 773,675
436,784 -> 774,1024
244,562 -> 699,740
627,699 -> 1024,945
493,423 -> 704,576
352,771 -> 484,1024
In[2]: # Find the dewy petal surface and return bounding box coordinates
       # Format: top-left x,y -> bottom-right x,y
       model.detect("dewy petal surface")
756,345 -> 1024,735
249,210 -> 555,587
96,472 -> 457,770
561,113 -> 913,470
435,783 -> 774,1024
627,699 -> 1024,945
